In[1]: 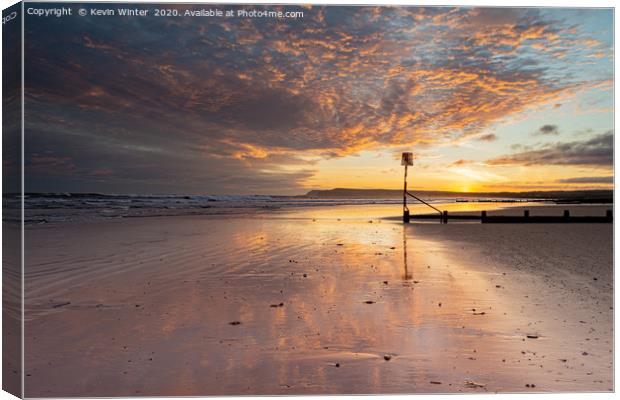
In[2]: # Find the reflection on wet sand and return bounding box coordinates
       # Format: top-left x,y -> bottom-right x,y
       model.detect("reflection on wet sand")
402,225 -> 411,281
23,204 -> 612,396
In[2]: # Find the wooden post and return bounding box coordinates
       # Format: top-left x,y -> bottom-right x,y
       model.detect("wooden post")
563,210 -> 570,218
607,209 -> 613,221
442,210 -> 448,224
481,210 -> 487,219
524,210 -> 529,218
403,163 -> 409,223
401,152 -> 413,223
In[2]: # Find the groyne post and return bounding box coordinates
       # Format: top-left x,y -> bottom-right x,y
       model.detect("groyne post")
401,152 -> 413,223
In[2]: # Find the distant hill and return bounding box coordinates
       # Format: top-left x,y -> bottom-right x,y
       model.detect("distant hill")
304,188 -> 613,202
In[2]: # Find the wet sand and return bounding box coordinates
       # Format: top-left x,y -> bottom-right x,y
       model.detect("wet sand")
23,204 -> 613,396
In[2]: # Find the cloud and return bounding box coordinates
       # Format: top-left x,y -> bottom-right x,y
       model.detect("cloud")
557,176 -> 613,184
450,159 -> 471,166
477,133 -> 497,142
486,131 -> 613,167
22,6 -> 613,193
535,124 -> 559,135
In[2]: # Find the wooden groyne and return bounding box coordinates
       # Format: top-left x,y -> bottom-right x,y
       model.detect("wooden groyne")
405,209 -> 613,224
397,152 -> 613,224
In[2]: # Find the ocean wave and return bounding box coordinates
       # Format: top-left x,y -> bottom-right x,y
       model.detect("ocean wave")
6,193 -> 528,224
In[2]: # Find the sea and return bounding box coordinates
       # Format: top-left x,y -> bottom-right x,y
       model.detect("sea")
6,193 -> 532,224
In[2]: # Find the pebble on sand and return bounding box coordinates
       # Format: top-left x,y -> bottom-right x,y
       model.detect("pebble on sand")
464,380 -> 486,388
383,355 -> 392,361
430,381 -> 442,385
229,321 -> 241,325
526,335 -> 539,339
364,300 -> 376,304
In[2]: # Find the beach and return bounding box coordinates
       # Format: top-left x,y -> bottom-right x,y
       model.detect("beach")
23,203 -> 613,396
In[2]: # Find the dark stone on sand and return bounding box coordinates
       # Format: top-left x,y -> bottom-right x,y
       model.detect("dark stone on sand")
582,351 -> 588,356
430,381 -> 441,384
335,363 -> 340,367
229,321 -> 241,325
527,335 -> 539,339
364,300 -> 375,304
52,302 -> 71,309
383,281 -> 388,285
464,380 -> 486,388
384,355 -> 392,361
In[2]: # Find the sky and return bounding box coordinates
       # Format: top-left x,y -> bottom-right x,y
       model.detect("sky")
24,4 -> 613,195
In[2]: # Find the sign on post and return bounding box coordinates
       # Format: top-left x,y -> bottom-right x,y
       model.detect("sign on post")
401,152 -> 414,166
